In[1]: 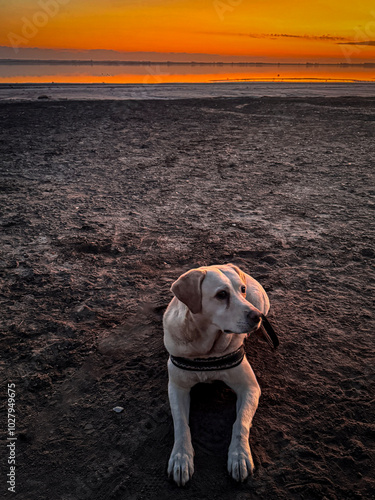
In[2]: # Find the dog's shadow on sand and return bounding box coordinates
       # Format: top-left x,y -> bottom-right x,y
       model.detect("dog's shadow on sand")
189,382 -> 237,457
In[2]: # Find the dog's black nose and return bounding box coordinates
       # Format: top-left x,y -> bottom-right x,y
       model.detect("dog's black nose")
247,309 -> 261,324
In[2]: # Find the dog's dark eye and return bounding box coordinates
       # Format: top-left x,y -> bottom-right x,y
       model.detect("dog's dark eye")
241,286 -> 246,294
216,290 -> 228,300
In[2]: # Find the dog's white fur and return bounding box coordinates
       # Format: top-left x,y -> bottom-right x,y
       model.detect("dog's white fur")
163,263 -> 270,485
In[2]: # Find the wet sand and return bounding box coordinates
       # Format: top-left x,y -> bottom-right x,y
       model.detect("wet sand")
1,81 -> 375,101
0,96 -> 374,499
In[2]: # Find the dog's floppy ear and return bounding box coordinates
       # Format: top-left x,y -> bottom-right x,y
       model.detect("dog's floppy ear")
227,263 -> 247,284
171,269 -> 207,314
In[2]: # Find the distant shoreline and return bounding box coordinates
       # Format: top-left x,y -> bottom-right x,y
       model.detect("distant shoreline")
1,59 -> 374,67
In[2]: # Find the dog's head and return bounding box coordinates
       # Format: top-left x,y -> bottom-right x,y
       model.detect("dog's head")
171,263 -> 262,334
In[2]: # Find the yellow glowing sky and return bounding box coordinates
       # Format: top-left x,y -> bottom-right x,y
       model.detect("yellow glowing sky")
1,0 -> 375,62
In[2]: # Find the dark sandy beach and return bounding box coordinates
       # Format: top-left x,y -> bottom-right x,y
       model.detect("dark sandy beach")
0,95 -> 374,499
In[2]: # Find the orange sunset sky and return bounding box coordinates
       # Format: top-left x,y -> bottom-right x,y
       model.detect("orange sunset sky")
0,0 -> 375,63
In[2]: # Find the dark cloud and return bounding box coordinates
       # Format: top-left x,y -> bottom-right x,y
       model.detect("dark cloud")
270,34 -> 348,41
338,40 -> 375,46
198,32 -> 349,42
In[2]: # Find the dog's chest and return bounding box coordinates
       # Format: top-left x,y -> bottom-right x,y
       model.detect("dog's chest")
189,330 -> 236,357
184,369 -> 228,385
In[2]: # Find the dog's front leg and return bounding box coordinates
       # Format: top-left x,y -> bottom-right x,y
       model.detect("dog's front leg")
167,381 -> 194,486
226,362 -> 261,482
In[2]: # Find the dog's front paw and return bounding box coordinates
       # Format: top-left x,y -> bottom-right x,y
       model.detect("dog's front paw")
227,442 -> 254,482
168,447 -> 194,486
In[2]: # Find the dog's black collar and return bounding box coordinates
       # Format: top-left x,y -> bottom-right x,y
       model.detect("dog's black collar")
170,345 -> 245,372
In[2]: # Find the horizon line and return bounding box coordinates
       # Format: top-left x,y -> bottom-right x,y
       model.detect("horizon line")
1,59 -> 375,67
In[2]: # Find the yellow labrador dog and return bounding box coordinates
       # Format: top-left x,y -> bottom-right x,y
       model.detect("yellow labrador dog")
163,263 -> 277,486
